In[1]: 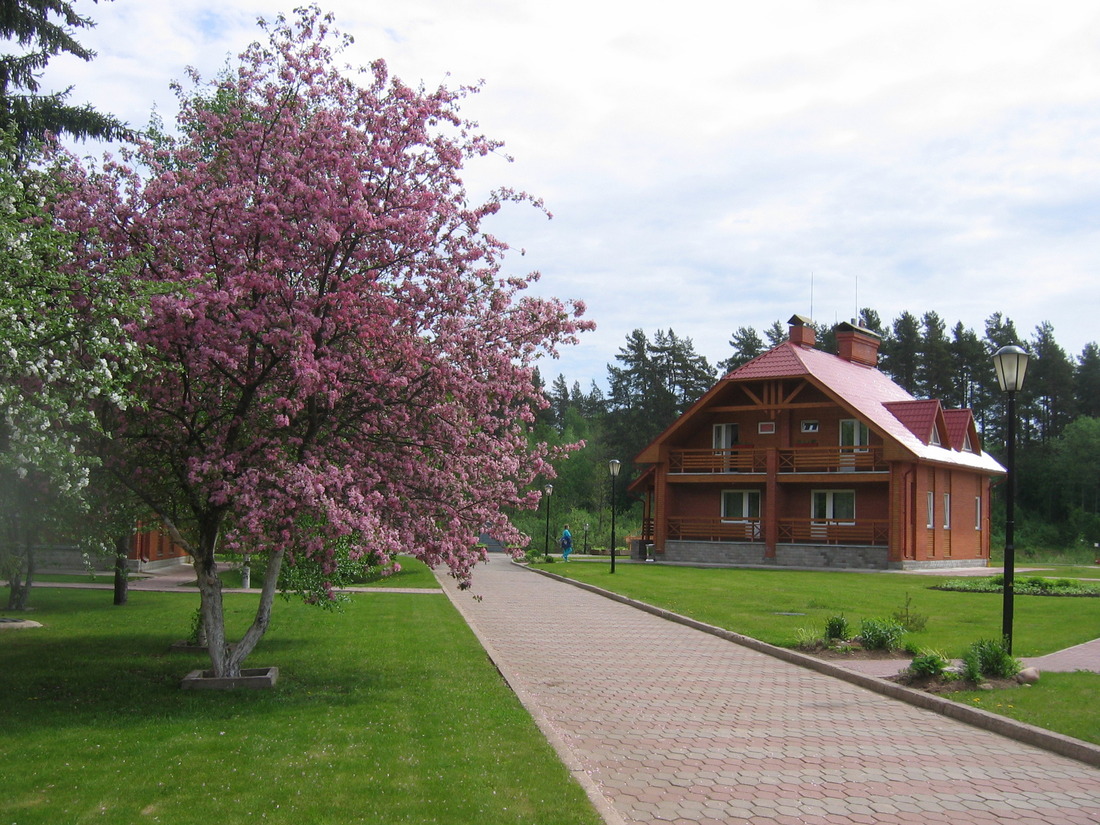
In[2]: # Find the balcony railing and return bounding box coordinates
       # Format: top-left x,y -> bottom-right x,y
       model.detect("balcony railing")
664,517 -> 888,546
668,446 -> 887,475
667,517 -> 764,542
669,448 -> 767,474
777,519 -> 889,546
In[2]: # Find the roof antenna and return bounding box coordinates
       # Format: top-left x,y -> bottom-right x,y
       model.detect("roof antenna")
810,272 -> 814,321
855,274 -> 859,325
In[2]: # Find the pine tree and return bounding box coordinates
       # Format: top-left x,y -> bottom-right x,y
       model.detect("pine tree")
880,311 -> 921,394
0,0 -> 128,148
1076,342 -> 1100,419
718,325 -> 764,374
916,311 -> 954,402
1025,322 -> 1077,443
763,320 -> 787,347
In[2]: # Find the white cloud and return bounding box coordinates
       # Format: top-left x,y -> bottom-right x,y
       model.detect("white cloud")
39,0 -> 1100,386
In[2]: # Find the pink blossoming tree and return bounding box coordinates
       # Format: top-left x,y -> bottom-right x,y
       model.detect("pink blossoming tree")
51,7 -> 591,678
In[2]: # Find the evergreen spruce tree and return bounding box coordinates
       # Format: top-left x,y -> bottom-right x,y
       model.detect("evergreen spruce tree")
718,325 -> 764,374
1075,342 -> 1100,419
880,311 -> 921,394
0,0 -> 128,149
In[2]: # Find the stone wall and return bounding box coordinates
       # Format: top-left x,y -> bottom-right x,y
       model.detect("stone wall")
661,540 -> 887,569
660,540 -> 987,570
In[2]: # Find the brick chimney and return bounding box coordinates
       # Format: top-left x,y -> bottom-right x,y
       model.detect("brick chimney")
835,320 -> 881,367
787,314 -> 816,348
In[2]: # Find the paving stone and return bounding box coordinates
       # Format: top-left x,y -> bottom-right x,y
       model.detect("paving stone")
440,560 -> 1100,824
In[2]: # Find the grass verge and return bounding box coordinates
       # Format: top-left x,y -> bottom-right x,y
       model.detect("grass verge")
537,562 -> 1100,658
946,672 -> 1100,745
213,554 -> 441,590
0,587 -> 601,825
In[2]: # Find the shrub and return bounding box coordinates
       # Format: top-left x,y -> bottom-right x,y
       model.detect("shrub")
858,618 -> 905,651
961,648 -> 984,683
962,638 -> 1022,681
891,592 -> 929,632
908,650 -> 949,678
824,614 -> 850,641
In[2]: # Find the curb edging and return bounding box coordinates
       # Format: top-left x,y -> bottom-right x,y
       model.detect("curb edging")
527,563 -> 1100,769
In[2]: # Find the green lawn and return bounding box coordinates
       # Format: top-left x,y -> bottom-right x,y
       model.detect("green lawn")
538,562 -> 1100,659
946,672 -> 1100,744
214,555 -> 441,590
0,588 -> 601,825
1025,564 -> 1100,580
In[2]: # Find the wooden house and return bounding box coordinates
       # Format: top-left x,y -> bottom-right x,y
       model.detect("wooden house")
629,316 -> 1004,569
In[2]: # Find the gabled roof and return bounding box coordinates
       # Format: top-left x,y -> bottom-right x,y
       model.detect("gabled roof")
883,399 -> 944,445
640,340 -> 1003,474
942,409 -> 980,452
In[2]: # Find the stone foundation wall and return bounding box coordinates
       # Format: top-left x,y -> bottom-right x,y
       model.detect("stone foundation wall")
888,557 -> 988,571
660,541 -> 988,571
661,541 -> 888,569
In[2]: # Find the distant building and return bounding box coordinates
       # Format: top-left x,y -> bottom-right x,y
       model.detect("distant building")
629,315 -> 1003,569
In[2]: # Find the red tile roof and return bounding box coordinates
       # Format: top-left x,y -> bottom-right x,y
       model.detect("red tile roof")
942,409 -> 977,451
883,399 -> 942,444
722,342 -> 1002,473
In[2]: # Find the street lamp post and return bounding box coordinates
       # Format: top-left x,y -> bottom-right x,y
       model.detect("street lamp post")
543,483 -> 554,560
609,460 -> 621,573
583,523 -> 589,554
992,344 -> 1029,654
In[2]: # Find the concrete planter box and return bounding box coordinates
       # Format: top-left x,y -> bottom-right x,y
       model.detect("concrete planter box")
181,666 -> 278,691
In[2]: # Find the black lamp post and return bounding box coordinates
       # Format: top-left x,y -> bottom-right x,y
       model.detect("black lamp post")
583,523 -> 589,554
992,344 -> 1029,654
609,460 -> 621,573
543,483 -> 553,559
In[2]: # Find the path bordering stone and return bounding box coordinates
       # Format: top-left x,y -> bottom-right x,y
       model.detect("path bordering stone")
527,563 -> 1100,768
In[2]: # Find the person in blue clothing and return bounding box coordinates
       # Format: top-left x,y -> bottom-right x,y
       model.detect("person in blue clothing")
560,524 -> 573,561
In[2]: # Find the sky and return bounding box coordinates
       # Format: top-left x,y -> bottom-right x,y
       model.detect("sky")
42,0 -> 1100,389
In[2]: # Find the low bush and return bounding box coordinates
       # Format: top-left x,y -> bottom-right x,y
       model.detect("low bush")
824,614 -> 850,641
908,650 -> 950,678
891,592 -> 929,632
935,577 -> 1100,597
858,618 -> 906,651
961,638 -> 1021,682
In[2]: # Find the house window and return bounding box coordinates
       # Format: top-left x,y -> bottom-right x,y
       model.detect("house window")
713,423 -> 739,450
943,493 -> 951,529
963,432 -> 974,452
812,490 -> 855,523
801,420 -> 819,433
722,490 -> 760,520
975,496 -> 981,530
930,425 -> 941,446
758,421 -> 776,435
839,419 -> 870,452
926,492 -> 934,528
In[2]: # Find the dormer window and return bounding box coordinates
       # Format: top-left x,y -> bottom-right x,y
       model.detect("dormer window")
930,425 -> 941,446
962,432 -> 974,452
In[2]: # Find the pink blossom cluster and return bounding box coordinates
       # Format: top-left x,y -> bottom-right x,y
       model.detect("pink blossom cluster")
49,7 -> 590,672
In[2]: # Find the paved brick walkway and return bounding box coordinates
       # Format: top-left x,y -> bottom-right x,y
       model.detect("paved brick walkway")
439,559 -> 1100,825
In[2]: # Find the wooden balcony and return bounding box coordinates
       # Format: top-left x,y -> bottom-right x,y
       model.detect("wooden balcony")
777,519 -> 889,546
663,517 -> 888,546
669,448 -> 767,474
668,446 -> 887,475
667,517 -> 763,542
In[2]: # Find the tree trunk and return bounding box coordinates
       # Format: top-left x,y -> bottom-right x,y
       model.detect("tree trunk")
7,532 -> 35,611
226,546 -> 286,675
186,516 -> 286,679
195,551 -> 231,676
113,533 -> 130,606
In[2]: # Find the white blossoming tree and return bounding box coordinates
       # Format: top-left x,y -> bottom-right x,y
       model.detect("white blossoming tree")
0,135 -> 149,608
